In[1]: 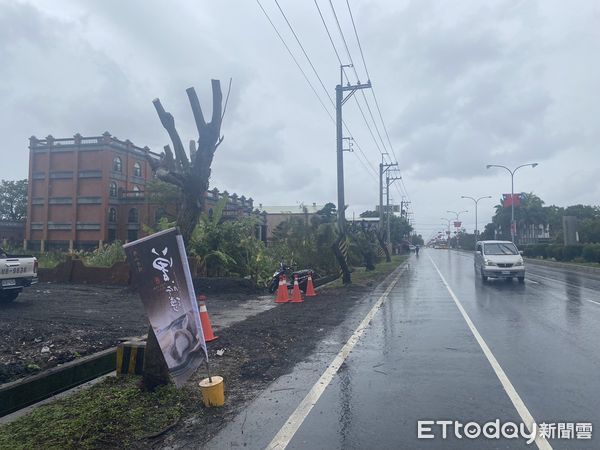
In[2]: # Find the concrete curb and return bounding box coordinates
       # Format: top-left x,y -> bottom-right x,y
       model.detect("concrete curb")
0,347 -> 116,417
524,258 -> 600,275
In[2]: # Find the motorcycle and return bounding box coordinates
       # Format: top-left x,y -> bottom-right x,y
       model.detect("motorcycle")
267,261 -> 316,294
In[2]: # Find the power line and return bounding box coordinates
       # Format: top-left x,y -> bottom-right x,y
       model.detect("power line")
272,0 -> 378,179
327,0 -> 356,79
256,0 -> 334,123
315,1 -> 387,162
257,0 -> 377,181
345,0 -> 409,201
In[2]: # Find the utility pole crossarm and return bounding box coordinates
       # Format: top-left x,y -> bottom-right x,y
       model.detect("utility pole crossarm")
341,81 -> 372,105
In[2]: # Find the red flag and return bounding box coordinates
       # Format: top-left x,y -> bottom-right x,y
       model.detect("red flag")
502,194 -> 521,207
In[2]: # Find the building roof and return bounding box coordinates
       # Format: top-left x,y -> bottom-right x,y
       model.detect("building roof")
259,204 -> 325,214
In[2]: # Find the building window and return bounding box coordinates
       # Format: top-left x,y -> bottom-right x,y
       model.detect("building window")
108,228 -> 117,242
109,182 -> 118,198
133,185 -> 141,197
133,162 -> 142,177
108,208 -> 117,223
128,208 -> 139,223
113,156 -> 122,172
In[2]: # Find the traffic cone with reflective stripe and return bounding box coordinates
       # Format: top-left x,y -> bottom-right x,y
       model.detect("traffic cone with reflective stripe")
275,274 -> 289,303
305,272 -> 316,297
290,274 -> 303,303
197,295 -> 218,342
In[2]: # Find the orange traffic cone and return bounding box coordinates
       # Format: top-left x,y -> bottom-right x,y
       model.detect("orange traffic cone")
275,274 -> 289,303
290,274 -> 303,303
197,295 -> 218,342
305,272 -> 316,297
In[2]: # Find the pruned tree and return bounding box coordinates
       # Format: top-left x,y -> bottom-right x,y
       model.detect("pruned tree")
360,209 -> 391,262
142,81 -> 225,390
149,80 -> 225,244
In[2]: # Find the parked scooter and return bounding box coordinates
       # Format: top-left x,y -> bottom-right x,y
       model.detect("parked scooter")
267,260 -> 315,294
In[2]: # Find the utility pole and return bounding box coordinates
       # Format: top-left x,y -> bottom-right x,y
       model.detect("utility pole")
386,174 -> 402,255
379,159 -> 397,233
336,65 -> 371,234
335,65 -> 371,284
378,158 -> 397,262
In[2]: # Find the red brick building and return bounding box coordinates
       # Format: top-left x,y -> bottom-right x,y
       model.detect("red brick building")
26,132 -> 263,251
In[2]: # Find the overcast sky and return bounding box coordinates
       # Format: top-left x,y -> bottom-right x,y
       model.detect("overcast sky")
1,0 -> 599,238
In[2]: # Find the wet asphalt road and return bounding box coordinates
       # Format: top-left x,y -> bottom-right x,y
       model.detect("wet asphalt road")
206,250 -> 600,450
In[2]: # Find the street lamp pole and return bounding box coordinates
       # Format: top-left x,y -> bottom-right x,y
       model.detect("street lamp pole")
440,218 -> 452,244
461,196 -> 492,241
486,163 -> 538,243
446,210 -> 468,248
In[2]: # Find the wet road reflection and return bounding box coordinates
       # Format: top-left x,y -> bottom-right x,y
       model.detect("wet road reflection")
286,250 -> 600,450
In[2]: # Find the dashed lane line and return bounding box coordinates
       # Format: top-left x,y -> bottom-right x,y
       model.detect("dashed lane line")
429,255 -> 553,450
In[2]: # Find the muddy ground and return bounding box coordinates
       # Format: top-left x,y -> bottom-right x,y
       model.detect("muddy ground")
153,277 -> 393,449
0,263 -> 404,449
0,280 -> 268,385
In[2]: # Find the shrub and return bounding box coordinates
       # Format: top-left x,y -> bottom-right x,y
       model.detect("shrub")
562,245 -> 583,261
582,243 -> 600,263
547,244 -> 564,261
522,244 -> 548,259
83,241 -> 126,267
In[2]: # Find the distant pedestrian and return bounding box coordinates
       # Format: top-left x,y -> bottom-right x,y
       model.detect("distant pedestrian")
415,245 -> 420,256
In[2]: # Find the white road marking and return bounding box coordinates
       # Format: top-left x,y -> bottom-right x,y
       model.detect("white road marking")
429,255 -> 552,450
266,265 -> 408,449
528,279 -> 540,284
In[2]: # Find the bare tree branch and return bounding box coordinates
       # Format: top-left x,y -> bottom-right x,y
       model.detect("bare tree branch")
163,145 -> 175,171
221,78 -> 232,121
189,140 -> 197,163
210,79 -> 223,130
152,98 -> 190,172
186,87 -> 206,137
214,136 -> 225,151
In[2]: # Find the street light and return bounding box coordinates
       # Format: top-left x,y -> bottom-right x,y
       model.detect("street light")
446,210 -> 468,223
461,196 -> 492,241
486,163 -> 538,242
440,218 -> 452,244
446,210 -> 468,249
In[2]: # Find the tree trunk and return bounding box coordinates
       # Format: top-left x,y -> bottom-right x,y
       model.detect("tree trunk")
377,230 -> 391,262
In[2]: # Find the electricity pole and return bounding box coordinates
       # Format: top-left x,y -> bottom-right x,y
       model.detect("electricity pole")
386,174 -> 402,254
379,159 -> 397,233
336,65 -> 371,234
335,65 -> 371,284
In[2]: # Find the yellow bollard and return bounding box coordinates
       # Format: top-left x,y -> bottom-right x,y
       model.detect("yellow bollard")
199,376 -> 225,407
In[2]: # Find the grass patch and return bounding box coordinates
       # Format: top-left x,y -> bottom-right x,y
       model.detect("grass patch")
0,376 -> 201,449
329,255 -> 408,288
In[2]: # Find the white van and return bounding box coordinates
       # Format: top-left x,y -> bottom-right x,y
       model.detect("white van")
474,240 -> 525,283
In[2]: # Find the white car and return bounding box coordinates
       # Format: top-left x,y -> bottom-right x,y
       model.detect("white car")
474,240 -> 525,283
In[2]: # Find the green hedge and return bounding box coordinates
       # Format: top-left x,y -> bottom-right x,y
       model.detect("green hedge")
522,243 -> 600,263
582,244 -> 600,263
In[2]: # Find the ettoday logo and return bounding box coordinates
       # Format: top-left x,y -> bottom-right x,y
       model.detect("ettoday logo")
418,420 -> 537,444
418,420 -> 593,444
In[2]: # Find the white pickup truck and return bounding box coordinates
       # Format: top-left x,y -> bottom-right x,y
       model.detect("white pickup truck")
0,248 -> 38,303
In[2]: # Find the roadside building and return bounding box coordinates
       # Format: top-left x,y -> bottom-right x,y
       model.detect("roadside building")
26,132 -> 262,251
259,203 -> 325,244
